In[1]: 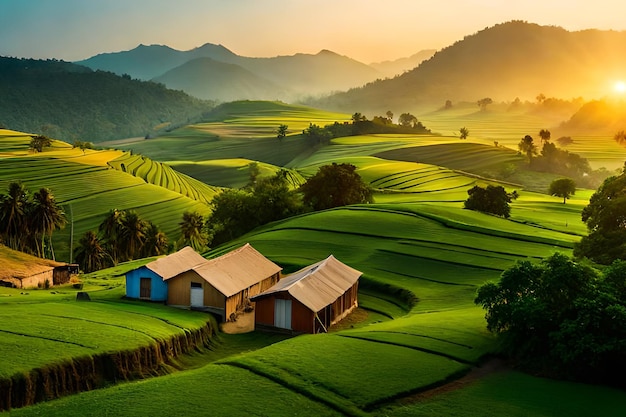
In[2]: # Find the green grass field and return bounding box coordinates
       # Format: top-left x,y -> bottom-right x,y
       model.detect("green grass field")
2,102 -> 624,415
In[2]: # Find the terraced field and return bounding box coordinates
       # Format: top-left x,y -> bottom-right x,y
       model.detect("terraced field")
0,131 -> 214,262
3,102 -> 624,416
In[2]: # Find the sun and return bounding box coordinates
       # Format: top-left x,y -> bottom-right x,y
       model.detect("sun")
614,81 -> 626,94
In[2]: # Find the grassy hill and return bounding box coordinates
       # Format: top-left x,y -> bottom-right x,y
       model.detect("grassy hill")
3,101 -> 625,415
0,56 -> 214,142
0,129 -> 216,262
310,21 -> 626,113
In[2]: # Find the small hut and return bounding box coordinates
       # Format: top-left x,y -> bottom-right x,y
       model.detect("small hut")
165,243 -> 282,321
125,246 -> 206,301
251,255 -> 361,333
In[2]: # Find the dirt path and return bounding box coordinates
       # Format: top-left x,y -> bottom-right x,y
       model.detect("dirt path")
396,357 -> 508,405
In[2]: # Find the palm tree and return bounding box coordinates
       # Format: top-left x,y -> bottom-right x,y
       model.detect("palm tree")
30,188 -> 66,259
0,182 -> 30,251
178,211 -> 208,252
142,222 -> 169,257
75,231 -> 110,273
99,209 -> 124,264
119,210 -> 147,261
538,129 -> 551,146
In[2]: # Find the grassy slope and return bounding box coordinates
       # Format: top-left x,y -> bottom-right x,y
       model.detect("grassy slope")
3,103 -> 624,415
0,130 -> 215,262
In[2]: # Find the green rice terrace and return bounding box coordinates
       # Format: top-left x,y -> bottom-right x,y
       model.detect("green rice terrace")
1,101 -> 625,416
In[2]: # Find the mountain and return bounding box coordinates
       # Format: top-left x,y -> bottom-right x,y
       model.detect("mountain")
76,43 -> 238,81
0,57 -> 213,142
309,21 -> 626,114
77,44 -> 382,101
152,57 -> 289,102
370,49 -> 437,78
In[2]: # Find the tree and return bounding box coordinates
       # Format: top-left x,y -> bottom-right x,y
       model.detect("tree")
74,231 -> 110,273
300,163 -> 373,211
614,130 -> 626,147
475,253 -> 626,386
302,123 -> 332,146
536,93 -> 546,103
72,140 -> 93,154
538,129 -> 551,145
178,211 -> 208,252
29,135 -> 52,153
574,167 -> 626,264
0,181 -> 30,251
556,136 -> 574,147
351,112 -> 367,123
549,178 -> 576,204
459,127 -> 469,140
276,124 -> 288,141
444,100 -> 453,109
99,209 -> 124,264
464,185 -> 511,218
385,110 -> 394,122
518,135 -> 537,162
477,97 -> 493,111
30,187 -> 66,259
142,222 -> 169,257
398,113 -> 418,128
118,210 -> 147,262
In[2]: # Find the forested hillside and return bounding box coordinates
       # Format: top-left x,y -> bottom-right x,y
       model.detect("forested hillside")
0,57 -> 214,142
310,21 -> 626,113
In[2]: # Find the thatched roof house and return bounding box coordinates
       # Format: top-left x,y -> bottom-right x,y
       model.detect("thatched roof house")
251,255 -> 361,333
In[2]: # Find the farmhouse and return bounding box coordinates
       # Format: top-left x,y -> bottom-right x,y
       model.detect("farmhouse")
125,244 -> 282,322
251,255 -> 361,334
125,246 -> 207,302
166,243 -> 281,321
0,244 -> 76,289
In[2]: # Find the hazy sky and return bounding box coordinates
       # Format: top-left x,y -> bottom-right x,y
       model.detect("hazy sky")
2,0 -> 626,63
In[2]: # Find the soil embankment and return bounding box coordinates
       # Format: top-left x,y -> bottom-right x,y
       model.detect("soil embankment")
0,320 -> 217,411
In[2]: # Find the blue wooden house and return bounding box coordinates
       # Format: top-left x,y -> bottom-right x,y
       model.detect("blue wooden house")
125,246 -> 207,301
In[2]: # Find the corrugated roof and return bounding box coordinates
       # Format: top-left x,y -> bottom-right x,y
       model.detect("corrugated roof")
251,255 -> 361,312
192,243 -> 282,297
146,246 -> 207,279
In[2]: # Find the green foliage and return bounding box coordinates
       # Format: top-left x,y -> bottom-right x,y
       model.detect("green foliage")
0,56 -> 213,142
300,163 -> 373,211
464,185 -> 511,218
75,209 -> 167,272
575,168 -> 626,264
207,171 -> 303,246
475,253 -> 626,385
0,182 -> 65,258
178,211 -> 209,252
548,178 -> 576,203
276,124 -> 288,141
398,112 -> 417,127
29,135 -> 52,152
517,134 -> 537,162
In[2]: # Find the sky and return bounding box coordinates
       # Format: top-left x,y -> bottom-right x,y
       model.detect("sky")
2,0 -> 626,64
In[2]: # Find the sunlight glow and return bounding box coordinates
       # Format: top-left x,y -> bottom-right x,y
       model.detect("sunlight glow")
614,81 -> 626,94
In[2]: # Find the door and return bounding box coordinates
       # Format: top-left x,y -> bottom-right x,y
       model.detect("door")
190,282 -> 204,307
139,278 -> 151,299
274,298 -> 292,329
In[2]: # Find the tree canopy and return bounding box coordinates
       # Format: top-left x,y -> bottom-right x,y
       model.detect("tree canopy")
574,167 -> 626,264
475,253 -> 626,386
518,134 -> 537,162
463,185 -> 512,218
300,163 -> 373,211
548,178 -> 576,203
